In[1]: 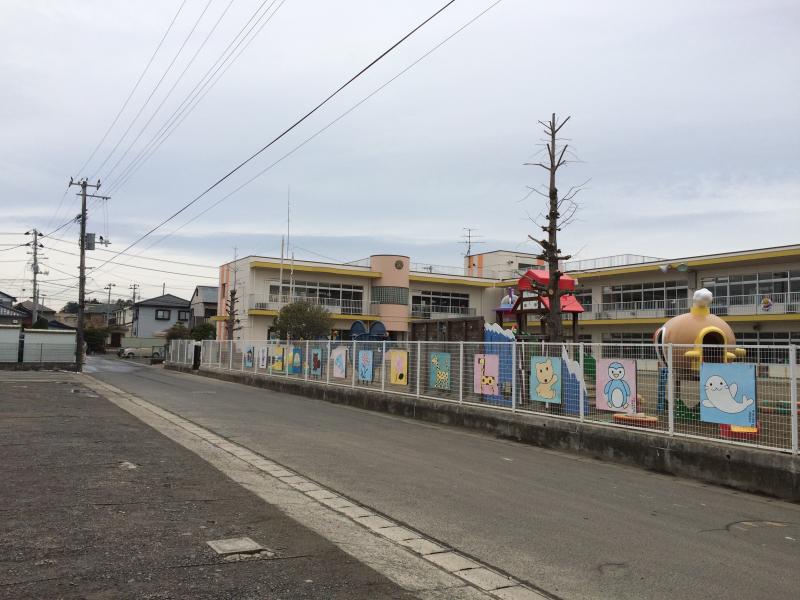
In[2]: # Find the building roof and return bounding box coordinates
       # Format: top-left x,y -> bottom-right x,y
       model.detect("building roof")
193,286 -> 219,304
135,293 -> 190,308
540,294 -> 585,313
0,291 -> 16,302
517,270 -> 577,292
15,301 -> 56,314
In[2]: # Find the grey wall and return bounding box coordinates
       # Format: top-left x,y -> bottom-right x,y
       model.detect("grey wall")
134,306 -> 188,338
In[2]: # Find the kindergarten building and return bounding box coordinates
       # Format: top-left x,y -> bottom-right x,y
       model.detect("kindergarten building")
214,244 -> 800,351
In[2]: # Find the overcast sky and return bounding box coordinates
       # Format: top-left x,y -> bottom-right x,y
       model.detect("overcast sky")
1,0 -> 798,306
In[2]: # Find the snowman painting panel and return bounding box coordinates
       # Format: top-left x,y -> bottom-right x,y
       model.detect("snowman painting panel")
596,359 -> 637,414
699,363 -> 756,426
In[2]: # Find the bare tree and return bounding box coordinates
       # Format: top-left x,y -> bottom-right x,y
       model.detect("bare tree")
225,289 -> 242,340
525,113 -> 586,342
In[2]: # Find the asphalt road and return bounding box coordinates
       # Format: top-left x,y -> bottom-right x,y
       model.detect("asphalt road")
86,356 -> 800,600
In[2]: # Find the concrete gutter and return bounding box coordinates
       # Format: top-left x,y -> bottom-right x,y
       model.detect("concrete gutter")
167,364 -> 800,503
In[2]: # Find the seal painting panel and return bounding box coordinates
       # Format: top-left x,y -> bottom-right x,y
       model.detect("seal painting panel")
699,363 -> 756,426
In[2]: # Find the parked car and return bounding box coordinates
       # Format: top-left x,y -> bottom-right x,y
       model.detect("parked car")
120,346 -> 162,359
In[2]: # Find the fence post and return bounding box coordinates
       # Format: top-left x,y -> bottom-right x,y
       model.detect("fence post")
351,340 -> 356,388
667,343 -> 675,436
416,341 -> 422,398
285,343 -> 290,378
305,340 -> 310,381
578,342 -> 585,422
229,340 -> 233,370
790,344 -> 798,455
511,341 -> 517,413
241,347 -> 245,371
40,343 -> 44,365
326,340 -> 331,386
381,340 -> 386,393
459,342 -> 464,404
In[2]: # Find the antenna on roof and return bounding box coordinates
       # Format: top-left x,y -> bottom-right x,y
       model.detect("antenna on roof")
460,227 -> 484,258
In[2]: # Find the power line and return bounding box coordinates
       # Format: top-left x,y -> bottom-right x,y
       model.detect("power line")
43,235 -> 216,269
90,0 -> 214,180
90,0 -> 457,279
105,0 -> 286,194
76,0 -> 189,178
102,0 -> 237,183
44,245 -> 217,280
135,0 -> 504,256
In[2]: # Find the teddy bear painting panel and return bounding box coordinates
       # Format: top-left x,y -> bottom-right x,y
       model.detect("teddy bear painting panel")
530,356 -> 562,404
596,358 -> 637,415
699,363 -> 756,426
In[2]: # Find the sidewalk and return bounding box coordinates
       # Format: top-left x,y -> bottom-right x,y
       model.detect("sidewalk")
0,372 -> 416,599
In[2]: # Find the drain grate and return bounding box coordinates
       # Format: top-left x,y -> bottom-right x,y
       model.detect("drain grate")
206,537 -> 274,561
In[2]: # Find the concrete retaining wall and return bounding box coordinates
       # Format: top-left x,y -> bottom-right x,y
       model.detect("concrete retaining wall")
167,364 -> 800,502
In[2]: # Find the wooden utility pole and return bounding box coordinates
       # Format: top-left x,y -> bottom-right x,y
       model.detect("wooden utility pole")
26,229 -> 42,323
525,114 -> 583,342
68,178 -> 103,371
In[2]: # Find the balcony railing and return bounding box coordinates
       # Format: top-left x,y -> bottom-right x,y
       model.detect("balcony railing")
582,299 -> 689,320
411,305 -> 477,319
249,294 -> 370,315
581,292 -> 800,320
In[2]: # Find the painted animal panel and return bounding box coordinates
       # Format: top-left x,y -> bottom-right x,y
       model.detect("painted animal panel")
529,356 -> 562,404
429,352 -> 451,391
473,354 -> 499,396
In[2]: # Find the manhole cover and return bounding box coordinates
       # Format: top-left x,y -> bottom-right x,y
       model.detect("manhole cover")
206,537 -> 272,560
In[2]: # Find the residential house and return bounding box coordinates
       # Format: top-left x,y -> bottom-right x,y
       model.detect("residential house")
0,291 -> 24,326
132,294 -> 191,338
190,286 -> 218,328
14,301 -> 56,328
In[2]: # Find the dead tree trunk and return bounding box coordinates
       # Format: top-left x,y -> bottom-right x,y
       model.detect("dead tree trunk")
526,113 -> 581,343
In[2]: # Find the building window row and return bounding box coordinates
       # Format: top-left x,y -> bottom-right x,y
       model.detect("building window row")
411,290 -> 471,317
371,286 -> 409,305
701,271 -> 800,304
601,281 -> 688,307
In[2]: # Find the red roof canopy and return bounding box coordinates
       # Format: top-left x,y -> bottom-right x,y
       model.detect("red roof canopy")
540,294 -> 585,313
518,270 -> 576,292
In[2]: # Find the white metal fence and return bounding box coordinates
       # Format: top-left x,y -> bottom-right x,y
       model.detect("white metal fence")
168,339 -> 799,455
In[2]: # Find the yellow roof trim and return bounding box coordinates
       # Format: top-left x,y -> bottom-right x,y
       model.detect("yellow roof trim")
250,261 -> 381,278
209,315 -> 227,322
573,248 -> 800,279
408,274 -> 499,287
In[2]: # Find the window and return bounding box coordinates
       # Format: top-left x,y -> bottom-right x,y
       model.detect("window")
155,309 -> 171,320
573,288 -> 592,311
178,310 -> 190,321
371,286 -> 409,305
266,280 -> 364,314
411,290 -> 470,317
601,282 -> 687,309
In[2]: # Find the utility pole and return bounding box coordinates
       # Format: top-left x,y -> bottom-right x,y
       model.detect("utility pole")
104,283 -> 116,326
25,229 -> 44,323
68,177 -> 105,371
129,283 -> 139,304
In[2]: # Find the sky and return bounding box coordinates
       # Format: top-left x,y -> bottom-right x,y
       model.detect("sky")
1,0 -> 798,308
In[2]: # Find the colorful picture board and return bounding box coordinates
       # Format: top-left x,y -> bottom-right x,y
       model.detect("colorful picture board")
529,356 -> 561,404
288,347 -> 302,374
244,346 -> 254,368
596,359 -> 636,414
388,349 -> 408,385
258,347 -> 268,369
331,346 -> 347,379
700,363 -> 756,426
310,348 -> 322,376
358,350 -> 373,382
271,346 -> 284,372
474,354 -> 499,396
429,352 -> 451,391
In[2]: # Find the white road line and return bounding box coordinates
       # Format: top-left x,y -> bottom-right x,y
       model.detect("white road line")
82,375 -> 553,600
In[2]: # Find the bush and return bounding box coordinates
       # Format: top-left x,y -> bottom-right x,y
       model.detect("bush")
31,317 -> 49,329
84,326 -> 109,353
273,301 -> 332,340
190,322 -> 216,341
166,322 -> 191,341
